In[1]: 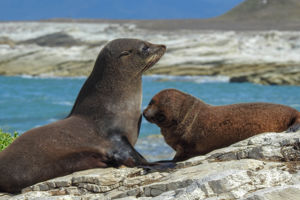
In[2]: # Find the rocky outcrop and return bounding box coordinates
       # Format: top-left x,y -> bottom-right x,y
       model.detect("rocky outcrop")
1,130 -> 300,200
19,32 -> 86,47
0,37 -> 15,48
0,22 -> 300,85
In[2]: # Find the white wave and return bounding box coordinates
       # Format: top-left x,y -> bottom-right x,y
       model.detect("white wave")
19,74 -> 36,79
18,74 -> 228,83
18,74 -> 87,80
33,124 -> 42,128
290,104 -> 300,108
32,118 -> 58,128
54,101 -> 73,106
47,118 -> 58,123
143,75 -> 229,83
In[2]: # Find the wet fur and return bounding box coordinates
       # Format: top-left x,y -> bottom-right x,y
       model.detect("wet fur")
143,89 -> 300,162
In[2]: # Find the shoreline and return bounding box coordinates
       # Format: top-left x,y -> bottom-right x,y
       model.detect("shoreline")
1,19 -> 300,32
0,22 -> 300,85
1,63 -> 299,85
1,74 -> 231,84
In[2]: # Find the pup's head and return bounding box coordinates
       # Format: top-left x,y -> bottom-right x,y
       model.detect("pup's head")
143,89 -> 187,128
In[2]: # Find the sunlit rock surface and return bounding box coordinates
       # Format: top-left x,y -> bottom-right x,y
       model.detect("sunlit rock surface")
0,22 -> 299,85
1,130 -> 299,200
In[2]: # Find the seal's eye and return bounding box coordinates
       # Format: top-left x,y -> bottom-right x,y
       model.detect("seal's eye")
156,114 -> 166,123
119,50 -> 132,58
142,45 -> 149,52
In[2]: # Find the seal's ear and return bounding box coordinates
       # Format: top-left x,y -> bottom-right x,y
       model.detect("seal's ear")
119,50 -> 133,58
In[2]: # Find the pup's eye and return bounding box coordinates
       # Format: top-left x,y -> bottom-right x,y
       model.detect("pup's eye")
149,100 -> 155,105
119,50 -> 132,58
156,114 -> 166,123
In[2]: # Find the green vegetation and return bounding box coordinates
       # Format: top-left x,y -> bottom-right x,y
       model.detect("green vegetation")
0,129 -> 19,151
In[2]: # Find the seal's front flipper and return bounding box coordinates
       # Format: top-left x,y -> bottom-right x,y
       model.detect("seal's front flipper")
107,131 -> 149,167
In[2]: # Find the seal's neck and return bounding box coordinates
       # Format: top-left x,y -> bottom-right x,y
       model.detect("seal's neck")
68,71 -> 142,145
68,59 -> 143,120
69,73 -> 142,115
174,96 -> 210,136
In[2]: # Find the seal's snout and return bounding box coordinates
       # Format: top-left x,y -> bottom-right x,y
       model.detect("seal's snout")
151,44 -> 166,54
142,43 -> 166,73
159,44 -> 166,50
157,44 -> 166,53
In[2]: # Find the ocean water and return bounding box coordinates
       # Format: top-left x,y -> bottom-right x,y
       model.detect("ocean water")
1,75 -> 300,160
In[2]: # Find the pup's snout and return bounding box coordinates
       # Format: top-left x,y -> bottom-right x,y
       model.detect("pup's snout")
143,108 -> 150,120
142,109 -> 147,118
143,107 -> 156,122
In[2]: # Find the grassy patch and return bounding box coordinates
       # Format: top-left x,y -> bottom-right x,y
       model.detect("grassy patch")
0,129 -> 19,151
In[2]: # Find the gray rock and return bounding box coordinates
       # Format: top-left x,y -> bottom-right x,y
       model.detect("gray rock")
242,185 -> 300,200
0,36 -> 15,47
0,131 -> 299,200
20,32 -> 85,47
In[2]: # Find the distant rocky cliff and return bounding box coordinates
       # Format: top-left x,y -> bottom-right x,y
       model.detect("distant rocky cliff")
220,0 -> 300,23
0,22 -> 300,85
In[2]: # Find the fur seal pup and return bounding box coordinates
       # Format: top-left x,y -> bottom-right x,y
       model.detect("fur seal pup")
143,89 -> 300,162
0,39 -> 166,193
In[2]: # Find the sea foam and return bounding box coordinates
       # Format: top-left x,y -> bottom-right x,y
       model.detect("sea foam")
143,75 -> 229,83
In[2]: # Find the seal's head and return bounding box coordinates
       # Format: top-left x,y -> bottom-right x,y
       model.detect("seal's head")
95,38 -> 166,77
143,89 -> 187,128
69,38 -> 166,118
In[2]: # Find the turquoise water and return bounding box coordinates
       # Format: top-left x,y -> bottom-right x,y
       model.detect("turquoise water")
1,75 -> 300,137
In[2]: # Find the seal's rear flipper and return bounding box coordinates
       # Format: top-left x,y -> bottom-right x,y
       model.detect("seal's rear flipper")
286,116 -> 300,133
286,123 -> 300,133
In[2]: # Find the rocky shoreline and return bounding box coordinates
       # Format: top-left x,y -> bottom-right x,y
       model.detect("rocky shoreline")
1,130 -> 300,200
0,22 -> 300,85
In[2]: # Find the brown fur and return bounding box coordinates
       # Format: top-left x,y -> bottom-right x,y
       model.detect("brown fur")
0,39 -> 166,193
143,89 -> 300,162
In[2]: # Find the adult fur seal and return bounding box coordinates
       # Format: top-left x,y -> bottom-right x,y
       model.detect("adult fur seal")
143,89 -> 300,162
0,38 -> 166,193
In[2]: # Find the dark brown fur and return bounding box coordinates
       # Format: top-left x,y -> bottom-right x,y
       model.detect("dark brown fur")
143,89 -> 300,162
0,39 -> 166,193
